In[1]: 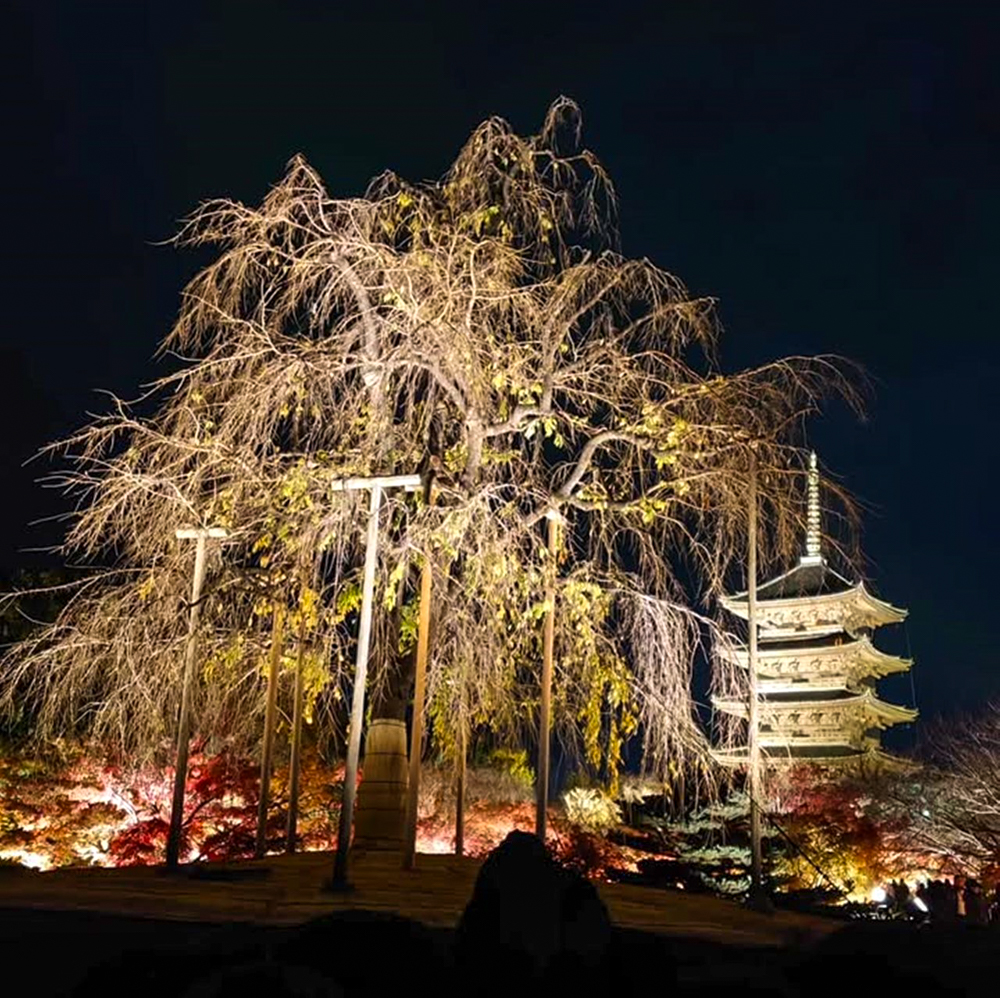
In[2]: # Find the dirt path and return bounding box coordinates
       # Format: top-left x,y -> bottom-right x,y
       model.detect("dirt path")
0,849 -> 836,947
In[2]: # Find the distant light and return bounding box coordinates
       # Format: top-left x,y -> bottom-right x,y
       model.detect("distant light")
913,896 -> 928,912
870,886 -> 887,904
921,809 -> 931,818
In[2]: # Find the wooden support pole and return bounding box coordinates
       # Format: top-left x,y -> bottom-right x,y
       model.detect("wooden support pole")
332,483 -> 383,888
455,720 -> 466,856
286,603 -> 307,854
535,511 -> 559,842
256,601 -> 285,858
402,525 -> 434,870
166,527 -> 226,870
746,453 -> 768,908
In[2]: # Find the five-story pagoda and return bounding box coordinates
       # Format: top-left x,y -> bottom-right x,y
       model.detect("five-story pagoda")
713,454 -> 916,768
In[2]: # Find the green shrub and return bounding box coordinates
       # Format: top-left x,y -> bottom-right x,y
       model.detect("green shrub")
562,787 -> 622,836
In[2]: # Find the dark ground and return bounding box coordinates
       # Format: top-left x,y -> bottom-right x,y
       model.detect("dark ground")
2,906 -> 996,997
1,840 -> 995,996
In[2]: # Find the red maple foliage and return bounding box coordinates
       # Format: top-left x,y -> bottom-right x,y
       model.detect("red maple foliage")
108,750 -> 311,865
771,764 -> 910,892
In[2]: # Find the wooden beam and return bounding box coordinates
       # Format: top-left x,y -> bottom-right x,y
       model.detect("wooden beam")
402,495 -> 434,871
330,475 -> 422,493
286,600 -> 307,854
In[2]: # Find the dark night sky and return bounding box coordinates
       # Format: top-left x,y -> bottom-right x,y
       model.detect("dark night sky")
3,2 -> 998,726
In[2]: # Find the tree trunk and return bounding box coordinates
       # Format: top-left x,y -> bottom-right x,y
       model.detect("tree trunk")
354,645 -> 416,850
370,646 -> 417,721
353,718 -> 409,850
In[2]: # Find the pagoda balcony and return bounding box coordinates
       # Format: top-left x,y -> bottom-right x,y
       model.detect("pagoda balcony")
711,743 -> 877,766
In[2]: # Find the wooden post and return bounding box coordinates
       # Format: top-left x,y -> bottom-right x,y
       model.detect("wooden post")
255,601 -> 285,858
455,719 -> 466,856
402,522 -> 434,870
332,483 -> 384,887
166,526 -> 227,870
286,602 -> 307,854
746,453 -> 768,908
535,511 -> 559,841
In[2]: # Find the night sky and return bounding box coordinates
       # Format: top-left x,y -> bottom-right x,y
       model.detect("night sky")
3,2 -> 998,727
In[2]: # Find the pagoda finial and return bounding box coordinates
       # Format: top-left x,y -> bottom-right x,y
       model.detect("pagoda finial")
801,451 -> 824,565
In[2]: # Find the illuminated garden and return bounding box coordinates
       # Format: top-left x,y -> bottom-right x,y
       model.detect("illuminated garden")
1,97 -> 998,994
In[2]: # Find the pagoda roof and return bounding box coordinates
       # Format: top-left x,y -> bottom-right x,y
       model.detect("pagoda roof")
720,569 -> 907,636
755,560 -> 855,601
711,689 -> 917,726
718,633 -> 912,678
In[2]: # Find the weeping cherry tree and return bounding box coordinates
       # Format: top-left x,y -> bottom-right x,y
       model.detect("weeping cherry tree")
0,99 -> 861,832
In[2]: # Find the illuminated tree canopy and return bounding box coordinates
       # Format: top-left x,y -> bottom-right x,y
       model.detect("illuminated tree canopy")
0,99 -> 859,794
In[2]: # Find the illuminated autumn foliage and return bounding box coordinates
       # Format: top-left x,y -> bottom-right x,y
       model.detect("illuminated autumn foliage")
1,742 -> 640,876
10,742 -> 947,898
768,764 -> 910,898
0,742 -> 339,870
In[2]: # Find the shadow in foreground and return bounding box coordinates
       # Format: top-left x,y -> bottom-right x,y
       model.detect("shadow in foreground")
4,834 -> 997,997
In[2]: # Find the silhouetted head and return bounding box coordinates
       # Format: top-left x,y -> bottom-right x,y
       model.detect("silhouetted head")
457,830 -> 613,996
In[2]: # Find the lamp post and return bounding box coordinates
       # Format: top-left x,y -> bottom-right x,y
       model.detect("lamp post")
329,474 -> 421,889
167,526 -> 227,870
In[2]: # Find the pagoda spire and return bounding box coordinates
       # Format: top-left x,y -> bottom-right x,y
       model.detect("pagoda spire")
801,451 -> 823,566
